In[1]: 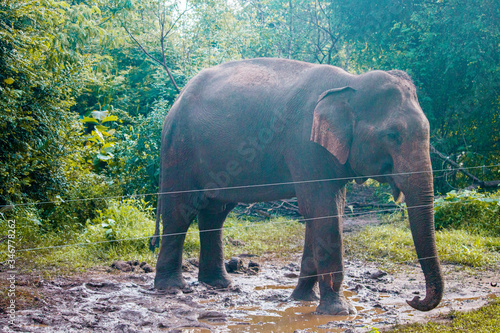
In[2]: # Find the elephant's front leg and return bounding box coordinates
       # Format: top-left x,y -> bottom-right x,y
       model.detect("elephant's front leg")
313,216 -> 356,315
295,185 -> 356,315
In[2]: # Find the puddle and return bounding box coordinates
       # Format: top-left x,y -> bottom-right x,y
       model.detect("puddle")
254,285 -> 295,290
225,304 -> 359,333
453,293 -> 497,302
160,328 -> 211,333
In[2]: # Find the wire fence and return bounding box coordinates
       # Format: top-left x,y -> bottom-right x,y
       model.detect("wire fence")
2,162 -> 498,317
13,196 -> 498,254
1,163 -> 498,209
0,162 -> 498,279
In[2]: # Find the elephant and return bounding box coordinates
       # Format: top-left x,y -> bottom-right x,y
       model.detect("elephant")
150,58 -> 443,315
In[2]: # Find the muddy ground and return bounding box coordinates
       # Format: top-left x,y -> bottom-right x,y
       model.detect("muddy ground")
1,215 -> 498,333
1,258 -> 498,332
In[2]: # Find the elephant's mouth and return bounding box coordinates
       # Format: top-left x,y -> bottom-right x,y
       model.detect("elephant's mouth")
388,178 -> 404,203
351,167 -> 404,203
372,175 -> 404,204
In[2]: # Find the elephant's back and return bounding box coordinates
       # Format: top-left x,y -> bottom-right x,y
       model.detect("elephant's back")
163,59 -> 315,145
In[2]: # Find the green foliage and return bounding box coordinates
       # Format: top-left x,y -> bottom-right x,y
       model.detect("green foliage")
345,214 -> 500,268
80,199 -> 154,257
0,199 -> 157,272
42,172 -> 122,232
1,0 -> 499,274
434,190 -> 500,237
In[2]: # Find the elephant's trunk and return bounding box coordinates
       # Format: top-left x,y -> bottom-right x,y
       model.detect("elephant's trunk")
396,158 -> 444,311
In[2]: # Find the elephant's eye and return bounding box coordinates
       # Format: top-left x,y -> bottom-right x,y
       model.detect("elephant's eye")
386,131 -> 402,145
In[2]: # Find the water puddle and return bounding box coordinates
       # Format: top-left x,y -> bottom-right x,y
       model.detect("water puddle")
225,304 -> 358,333
453,293 -> 497,302
202,290 -> 364,332
254,285 -> 295,290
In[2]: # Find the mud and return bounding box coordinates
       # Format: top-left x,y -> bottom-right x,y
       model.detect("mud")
1,257 -> 498,332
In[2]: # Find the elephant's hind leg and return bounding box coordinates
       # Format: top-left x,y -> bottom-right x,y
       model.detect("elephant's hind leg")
198,203 -> 236,288
154,195 -> 197,290
291,223 -> 319,301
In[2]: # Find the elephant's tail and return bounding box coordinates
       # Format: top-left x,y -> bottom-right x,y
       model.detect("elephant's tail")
149,213 -> 161,252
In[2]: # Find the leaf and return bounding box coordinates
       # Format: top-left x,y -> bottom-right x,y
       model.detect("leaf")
91,110 -> 108,121
92,129 -> 104,142
97,153 -> 113,160
95,125 -> 109,132
102,115 -> 118,123
4,78 -> 14,85
82,116 -> 98,124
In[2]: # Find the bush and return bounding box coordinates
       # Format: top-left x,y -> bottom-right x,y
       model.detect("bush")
79,199 -> 155,260
40,172 -> 122,233
434,190 -> 500,237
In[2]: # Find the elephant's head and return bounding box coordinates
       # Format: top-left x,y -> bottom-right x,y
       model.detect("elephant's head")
311,70 -> 443,311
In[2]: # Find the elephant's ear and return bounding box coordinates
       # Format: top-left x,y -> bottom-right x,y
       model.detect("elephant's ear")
310,87 -> 355,165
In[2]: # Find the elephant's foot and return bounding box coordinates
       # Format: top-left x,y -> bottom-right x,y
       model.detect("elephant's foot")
199,273 -> 232,289
316,293 -> 357,316
291,284 -> 319,301
291,278 -> 319,301
316,292 -> 356,315
154,274 -> 187,291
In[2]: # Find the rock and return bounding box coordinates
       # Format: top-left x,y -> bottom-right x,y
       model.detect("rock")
248,261 -> 260,269
198,311 -> 227,320
351,284 -> 363,292
111,260 -> 134,272
238,253 -> 258,258
369,269 -> 387,280
282,262 -> 300,271
225,257 -> 243,273
227,236 -> 246,247
284,272 -> 299,278
127,259 -> 140,266
141,264 -> 154,273
248,260 -> 260,273
139,261 -> 147,268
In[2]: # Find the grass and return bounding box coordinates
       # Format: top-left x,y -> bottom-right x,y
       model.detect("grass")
3,198 -> 499,274
0,201 -> 305,276
345,212 -> 500,268
184,215 -> 305,259
386,297 -> 500,333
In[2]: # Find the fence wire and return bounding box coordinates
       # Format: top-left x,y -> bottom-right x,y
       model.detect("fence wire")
1,163 -> 498,209
14,197 -> 495,253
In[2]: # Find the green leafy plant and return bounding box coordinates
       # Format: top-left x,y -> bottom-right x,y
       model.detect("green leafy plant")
82,110 -> 120,163
434,190 -> 500,237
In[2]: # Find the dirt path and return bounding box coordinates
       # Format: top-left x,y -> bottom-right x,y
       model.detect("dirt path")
1,255 -> 498,332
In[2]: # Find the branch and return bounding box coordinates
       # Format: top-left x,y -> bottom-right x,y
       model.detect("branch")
122,22 -> 180,93
163,8 -> 189,39
430,145 -> 482,183
430,145 -> 500,189
122,23 -> 163,67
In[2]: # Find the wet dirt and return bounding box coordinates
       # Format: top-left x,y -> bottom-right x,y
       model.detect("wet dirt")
1,256 -> 498,333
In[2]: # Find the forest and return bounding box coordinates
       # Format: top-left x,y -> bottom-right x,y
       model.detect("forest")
1,0 -> 499,213
0,0 -> 499,331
